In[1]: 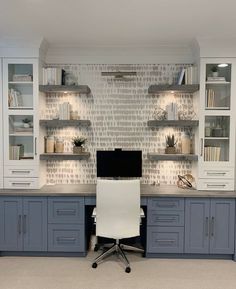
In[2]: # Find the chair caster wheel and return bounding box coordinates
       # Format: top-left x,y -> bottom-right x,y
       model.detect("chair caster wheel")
94,245 -> 99,252
125,267 -> 131,273
92,262 -> 97,269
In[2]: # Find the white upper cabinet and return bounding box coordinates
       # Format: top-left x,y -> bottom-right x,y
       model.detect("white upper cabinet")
198,58 -> 235,190
0,58 -> 3,188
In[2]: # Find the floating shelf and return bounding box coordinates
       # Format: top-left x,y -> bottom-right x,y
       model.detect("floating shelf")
148,153 -> 198,161
147,120 -> 199,127
40,119 -> 91,127
40,152 -> 90,160
148,84 -> 199,94
39,85 -> 91,94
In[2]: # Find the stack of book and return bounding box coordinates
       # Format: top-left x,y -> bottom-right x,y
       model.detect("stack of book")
42,68 -> 65,85
9,145 -> 24,160
12,74 -> 32,82
177,66 -> 198,85
166,103 -> 178,120
59,102 -> 71,120
204,146 -> 221,161
206,89 -> 215,107
8,88 -> 23,107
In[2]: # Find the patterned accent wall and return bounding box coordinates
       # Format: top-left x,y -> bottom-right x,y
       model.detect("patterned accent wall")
43,64 -> 196,185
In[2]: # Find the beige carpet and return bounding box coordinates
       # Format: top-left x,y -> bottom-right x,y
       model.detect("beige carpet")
0,252 -> 236,289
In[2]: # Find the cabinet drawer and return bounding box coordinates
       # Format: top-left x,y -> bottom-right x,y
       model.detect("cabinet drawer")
147,226 -> 184,253
148,198 -> 184,211
199,168 -> 234,179
198,179 -> 234,191
48,224 -> 85,252
147,210 -> 184,226
48,197 -> 84,224
4,178 -> 39,189
4,166 -> 38,178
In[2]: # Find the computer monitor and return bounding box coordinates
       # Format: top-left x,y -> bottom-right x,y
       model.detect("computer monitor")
96,150 -> 142,178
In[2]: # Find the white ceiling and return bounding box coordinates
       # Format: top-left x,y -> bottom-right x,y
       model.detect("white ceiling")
0,0 -> 236,48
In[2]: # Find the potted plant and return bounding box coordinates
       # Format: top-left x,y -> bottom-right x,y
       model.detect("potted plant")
72,137 -> 86,154
211,66 -> 218,77
165,134 -> 177,154
22,118 -> 31,128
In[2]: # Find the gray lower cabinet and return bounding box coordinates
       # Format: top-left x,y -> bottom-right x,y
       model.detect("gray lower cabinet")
185,198 -> 235,254
146,197 -> 185,254
47,197 -> 85,253
0,197 -> 47,251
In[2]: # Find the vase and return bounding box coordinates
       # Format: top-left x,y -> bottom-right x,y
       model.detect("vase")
73,146 -> 84,154
165,147 -> 176,154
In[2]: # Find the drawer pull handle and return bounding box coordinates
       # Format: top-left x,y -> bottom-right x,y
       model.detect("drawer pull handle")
12,170 -> 31,174
12,182 -> 31,186
157,204 -> 176,208
156,239 -> 175,243
207,184 -> 226,188
207,172 -> 226,176
56,209 -> 76,215
57,237 -> 76,243
156,217 -> 176,222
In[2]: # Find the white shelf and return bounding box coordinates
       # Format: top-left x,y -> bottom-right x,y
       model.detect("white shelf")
206,81 -> 230,84
205,137 -> 229,140
8,107 -> 33,110
205,107 -> 230,110
9,133 -> 33,137
8,81 -> 33,84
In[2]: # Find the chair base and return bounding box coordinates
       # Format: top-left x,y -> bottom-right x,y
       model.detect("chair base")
92,240 -> 144,273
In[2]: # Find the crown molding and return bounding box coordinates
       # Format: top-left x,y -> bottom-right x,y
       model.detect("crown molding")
45,44 -> 195,64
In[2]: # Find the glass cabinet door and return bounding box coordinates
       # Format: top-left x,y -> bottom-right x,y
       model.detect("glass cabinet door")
200,60 -> 234,166
205,63 -> 231,110
8,63 -> 34,110
8,115 -> 35,161
3,59 -> 38,165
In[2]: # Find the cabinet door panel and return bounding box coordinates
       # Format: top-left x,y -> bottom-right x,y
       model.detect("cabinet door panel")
210,199 -> 235,254
185,198 -> 210,254
23,197 -> 47,251
48,224 -> 85,252
0,197 -> 23,251
147,226 -> 184,253
48,197 -> 84,224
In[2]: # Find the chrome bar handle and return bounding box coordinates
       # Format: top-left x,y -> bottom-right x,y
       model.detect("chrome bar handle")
205,217 -> 209,237
35,137 -> 37,156
18,215 -> 22,235
200,138 -> 203,157
211,217 -> 215,237
23,215 -> 27,234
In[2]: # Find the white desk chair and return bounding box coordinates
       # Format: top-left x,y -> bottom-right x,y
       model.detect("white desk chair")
92,179 -> 144,273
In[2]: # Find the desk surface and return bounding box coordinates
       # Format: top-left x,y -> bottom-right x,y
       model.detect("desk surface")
0,184 -> 236,198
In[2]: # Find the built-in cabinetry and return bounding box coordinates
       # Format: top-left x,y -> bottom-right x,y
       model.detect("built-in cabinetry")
0,195 -> 235,259
48,197 -> 85,252
0,197 -> 47,251
0,196 -> 86,255
0,58 -> 3,188
146,198 -> 185,254
198,59 -> 236,190
185,198 -> 235,254
2,58 -> 43,189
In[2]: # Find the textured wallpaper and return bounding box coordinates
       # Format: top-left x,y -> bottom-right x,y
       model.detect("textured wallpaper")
42,64 -> 196,185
